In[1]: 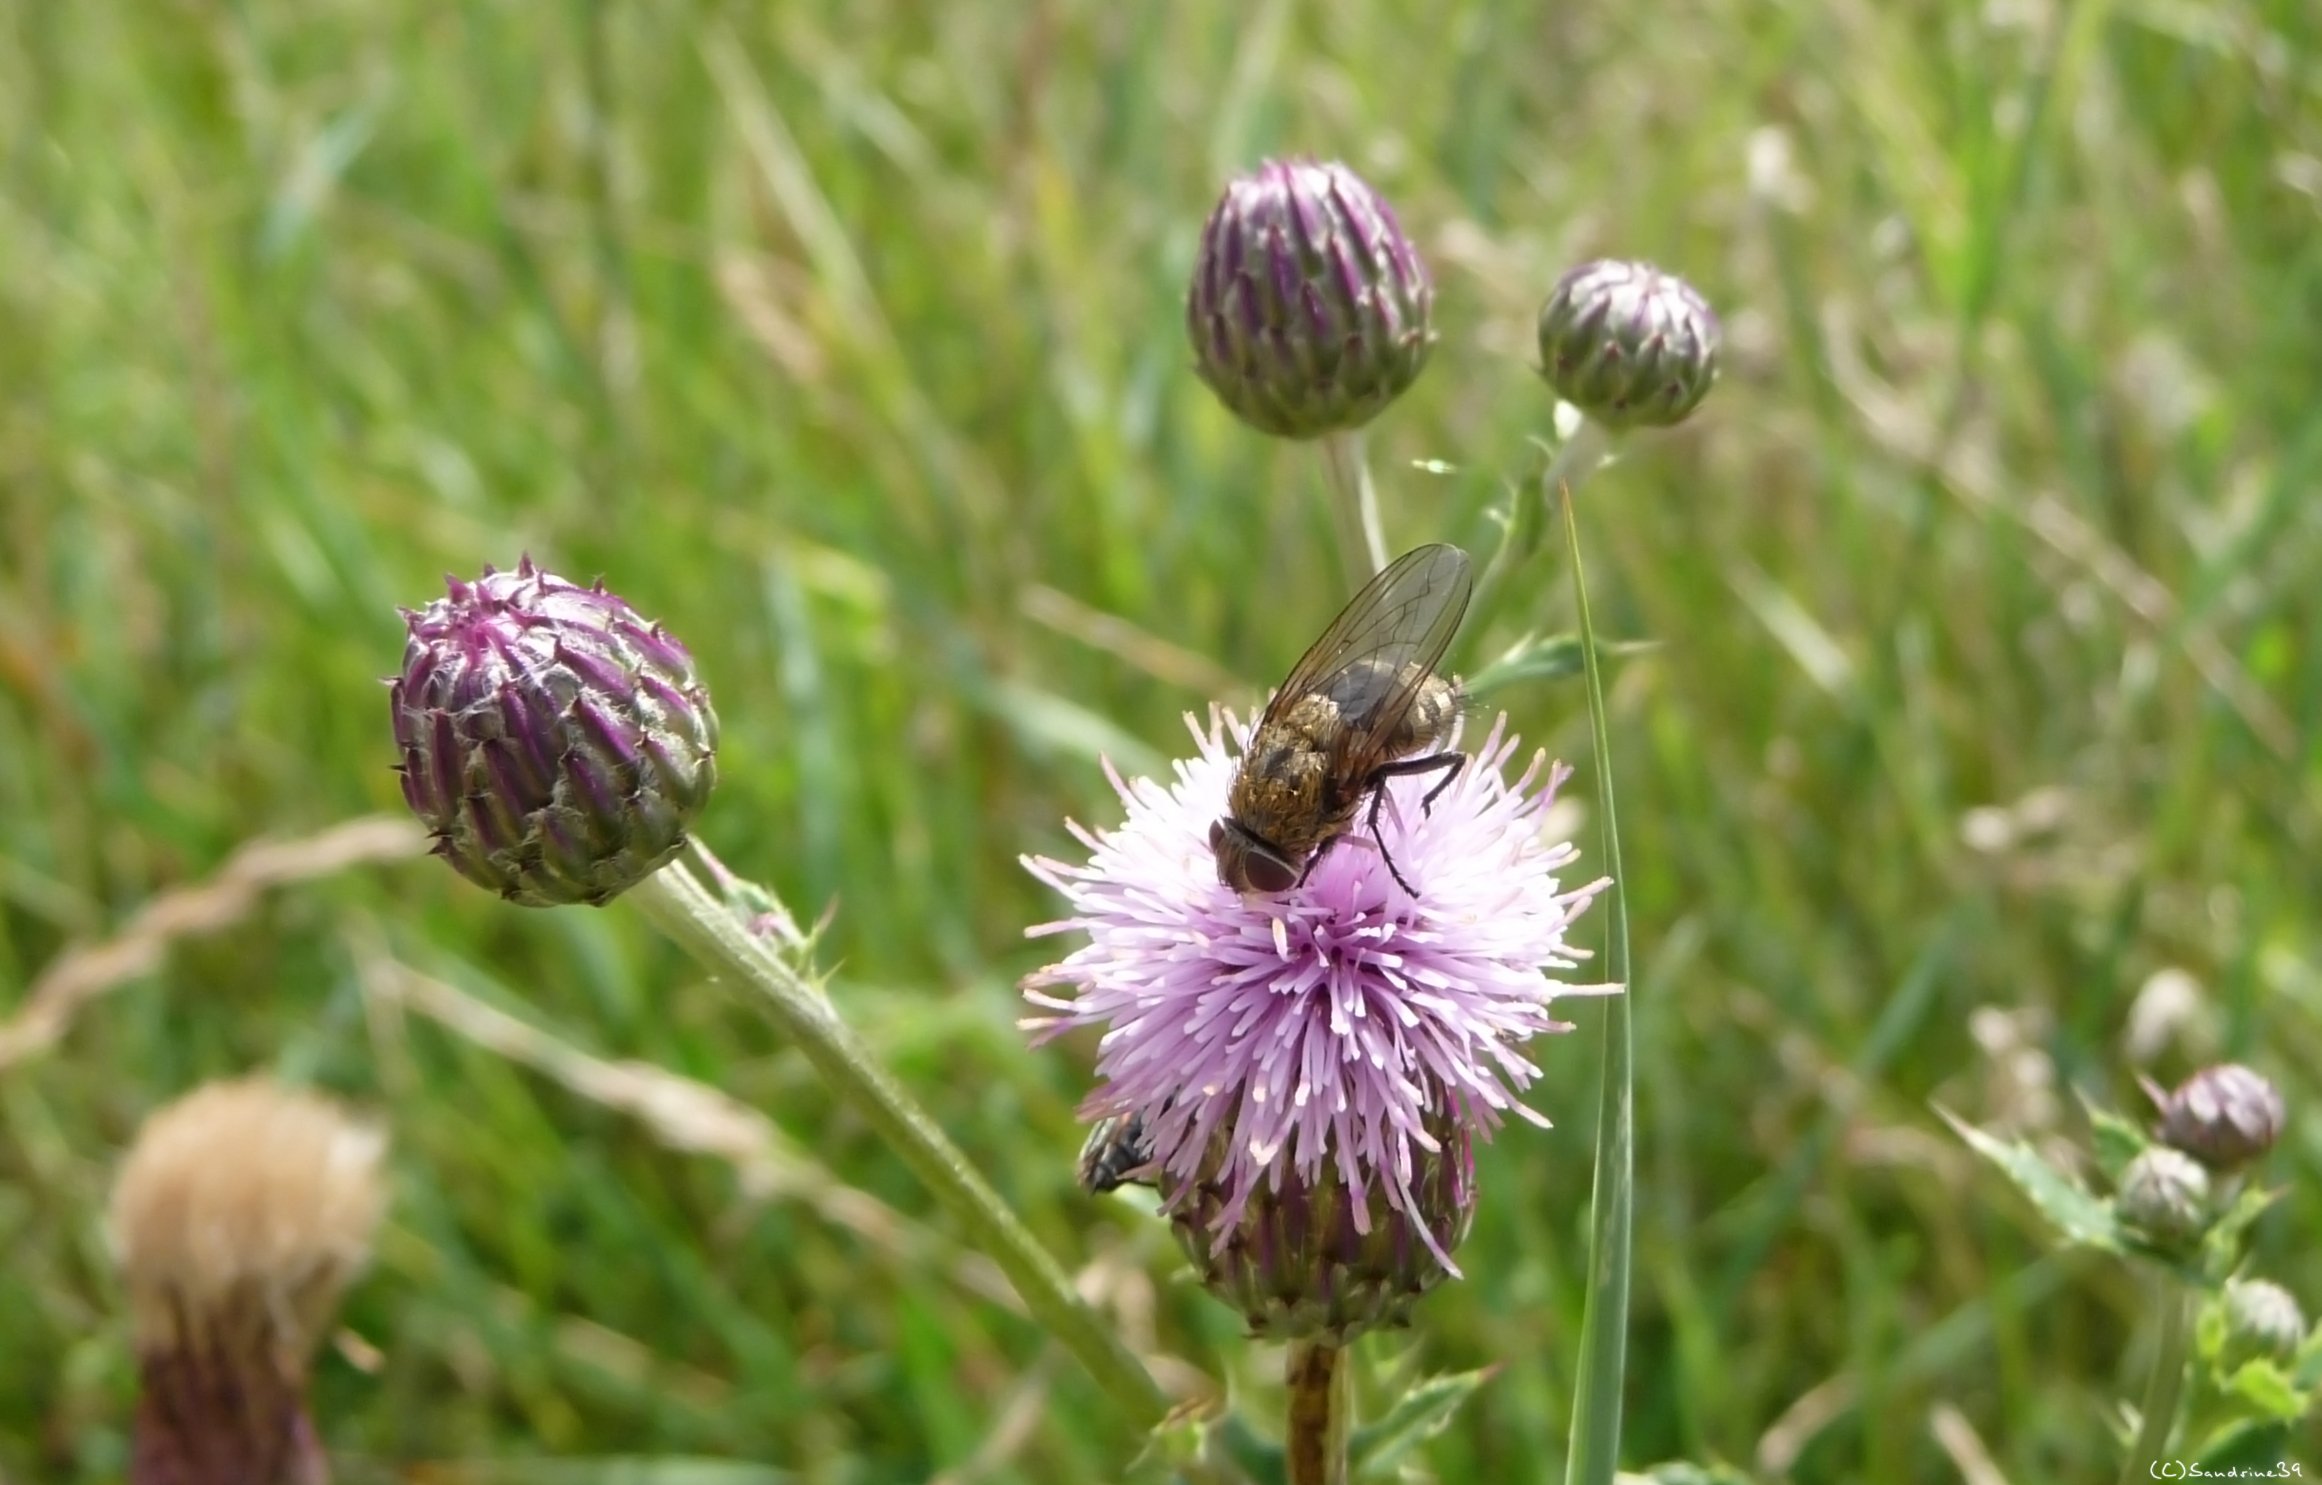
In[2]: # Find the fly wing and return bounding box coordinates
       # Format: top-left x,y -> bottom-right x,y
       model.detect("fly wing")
1256,543 -> 1473,771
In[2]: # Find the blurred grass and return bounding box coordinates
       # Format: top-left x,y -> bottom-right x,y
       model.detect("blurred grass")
3,0 -> 2320,1479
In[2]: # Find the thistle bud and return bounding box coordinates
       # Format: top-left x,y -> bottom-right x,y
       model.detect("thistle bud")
2220,1278 -> 2307,1369
2157,1063 -> 2285,1172
1167,1119 -> 1474,1345
2115,1145 -> 2213,1254
1536,259 -> 1720,430
1186,157 -> 1434,440
390,558 -> 718,907
110,1080 -> 389,1485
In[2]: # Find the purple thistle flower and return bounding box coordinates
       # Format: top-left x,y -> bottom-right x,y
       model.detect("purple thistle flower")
1022,712 -> 1612,1285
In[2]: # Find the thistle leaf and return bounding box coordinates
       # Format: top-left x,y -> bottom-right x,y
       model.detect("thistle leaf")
1940,1107 -> 2124,1251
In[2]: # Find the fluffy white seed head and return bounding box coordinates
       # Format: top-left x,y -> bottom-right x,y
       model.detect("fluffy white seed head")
110,1079 -> 388,1360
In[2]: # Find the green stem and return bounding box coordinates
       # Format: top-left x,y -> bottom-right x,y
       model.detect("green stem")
2117,1283 -> 2192,1485
1285,1340 -> 1350,1485
625,863 -> 1169,1427
1560,473 -> 1633,1485
1466,419 -> 1609,661
1320,430 -> 1389,578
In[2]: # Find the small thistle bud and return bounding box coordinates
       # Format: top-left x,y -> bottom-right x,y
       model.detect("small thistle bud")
2157,1063 -> 2285,1171
1536,259 -> 1720,430
2116,1145 -> 2213,1254
2220,1278 -> 2308,1369
110,1079 -> 389,1485
390,558 -> 718,907
1166,1116 -> 1475,1345
1186,157 -> 1434,440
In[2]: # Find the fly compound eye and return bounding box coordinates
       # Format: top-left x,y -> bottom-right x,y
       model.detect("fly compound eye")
1246,849 -> 1300,895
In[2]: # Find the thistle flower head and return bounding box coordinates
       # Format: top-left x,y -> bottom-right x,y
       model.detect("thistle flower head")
2115,1144 -> 2213,1255
110,1079 -> 389,1485
2156,1062 -> 2285,1172
1023,713 -> 1610,1337
1536,259 -> 1720,430
2221,1278 -> 2308,1369
390,558 -> 718,907
1186,158 -> 1434,440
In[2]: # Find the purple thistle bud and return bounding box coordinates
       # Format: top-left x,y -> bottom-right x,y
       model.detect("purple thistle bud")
2115,1145 -> 2213,1255
2220,1278 -> 2307,1369
110,1080 -> 389,1485
1186,158 -> 1435,440
2156,1062 -> 2285,1172
1023,713 -> 1611,1336
1537,259 -> 1720,430
388,558 -> 718,907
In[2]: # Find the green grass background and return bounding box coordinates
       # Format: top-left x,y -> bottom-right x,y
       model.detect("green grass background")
3,0 -> 2319,1479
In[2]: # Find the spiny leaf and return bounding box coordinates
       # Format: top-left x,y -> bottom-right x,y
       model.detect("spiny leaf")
1204,1413 -> 1286,1485
1350,1366 -> 1496,1478
1939,1107 -> 2123,1251
2200,1185 -> 2284,1283
2080,1096 -> 2150,1186
2219,1359 -> 2307,1422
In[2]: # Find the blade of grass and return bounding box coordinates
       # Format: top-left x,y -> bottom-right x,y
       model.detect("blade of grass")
1560,481 -> 1632,1485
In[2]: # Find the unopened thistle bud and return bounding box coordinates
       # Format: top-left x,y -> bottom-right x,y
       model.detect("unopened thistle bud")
390,558 -> 718,907
2116,1145 -> 2213,1255
1186,158 -> 1434,440
2220,1278 -> 2307,1369
110,1079 -> 389,1485
1536,259 -> 1720,430
2157,1062 -> 2285,1172
1166,1116 -> 1476,1345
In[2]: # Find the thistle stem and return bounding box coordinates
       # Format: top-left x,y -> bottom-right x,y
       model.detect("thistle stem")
625,862 -> 1169,1428
1285,1340 -> 1351,1485
2117,1283 -> 2192,1485
1559,462 -> 1633,1485
1320,430 -> 1390,578
1466,417 -> 1609,654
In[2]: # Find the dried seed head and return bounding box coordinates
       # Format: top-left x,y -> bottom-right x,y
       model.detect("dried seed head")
1536,259 -> 1720,430
2115,1145 -> 2213,1255
2220,1278 -> 2307,1369
1164,1110 -> 1475,1345
390,558 -> 719,907
2157,1062 -> 2285,1172
109,1079 -> 389,1485
1186,158 -> 1434,439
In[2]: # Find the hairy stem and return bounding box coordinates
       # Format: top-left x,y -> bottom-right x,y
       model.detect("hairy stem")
2117,1283 -> 2192,1485
1320,429 -> 1389,579
1285,1340 -> 1350,1485
1560,461 -> 1633,1485
626,863 -> 1169,1427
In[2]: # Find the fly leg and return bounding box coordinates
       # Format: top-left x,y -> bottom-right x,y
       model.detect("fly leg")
1360,750 -> 1466,896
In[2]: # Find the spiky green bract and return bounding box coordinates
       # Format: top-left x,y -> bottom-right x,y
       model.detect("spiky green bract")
390,558 -> 718,907
2115,1146 -> 2214,1256
1187,158 -> 1434,439
2220,1278 -> 2306,1369
1168,1109 -> 1475,1344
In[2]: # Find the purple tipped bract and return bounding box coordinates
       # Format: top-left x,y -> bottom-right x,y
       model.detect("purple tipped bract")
1186,158 -> 1435,439
2156,1062 -> 2285,1171
1023,712 -> 1610,1331
389,558 -> 718,907
1537,259 -> 1720,430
